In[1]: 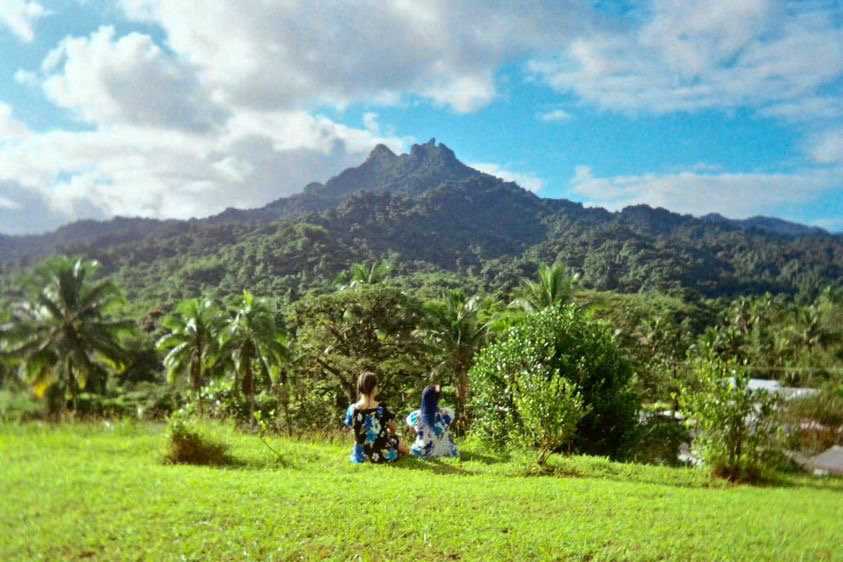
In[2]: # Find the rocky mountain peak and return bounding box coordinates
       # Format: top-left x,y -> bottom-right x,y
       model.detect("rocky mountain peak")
366,144 -> 397,167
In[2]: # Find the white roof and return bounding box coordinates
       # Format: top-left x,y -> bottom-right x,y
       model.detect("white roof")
748,378 -> 819,400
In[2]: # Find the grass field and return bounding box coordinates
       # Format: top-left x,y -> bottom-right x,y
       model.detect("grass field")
1,422 -> 842,561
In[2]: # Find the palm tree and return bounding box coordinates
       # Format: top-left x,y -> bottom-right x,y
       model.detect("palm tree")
424,289 -> 489,431
156,298 -> 224,415
333,261 -> 392,290
511,261 -> 579,313
219,291 -> 288,425
0,256 -> 133,411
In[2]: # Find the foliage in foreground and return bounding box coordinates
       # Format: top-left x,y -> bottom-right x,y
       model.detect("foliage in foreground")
513,371 -> 586,464
0,257 -> 135,412
679,356 -> 780,481
469,305 -> 638,458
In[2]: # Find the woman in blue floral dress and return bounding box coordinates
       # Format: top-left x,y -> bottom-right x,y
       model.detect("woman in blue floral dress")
344,372 -> 408,463
406,385 -> 459,458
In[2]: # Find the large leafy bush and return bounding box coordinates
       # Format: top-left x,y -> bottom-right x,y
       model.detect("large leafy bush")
469,305 -> 638,458
513,370 -> 586,464
678,356 -> 780,481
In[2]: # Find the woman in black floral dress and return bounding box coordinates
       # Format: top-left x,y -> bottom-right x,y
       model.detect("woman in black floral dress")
343,372 -> 408,463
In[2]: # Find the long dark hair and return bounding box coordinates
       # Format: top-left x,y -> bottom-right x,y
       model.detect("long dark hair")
357,372 -> 378,397
420,385 -> 440,427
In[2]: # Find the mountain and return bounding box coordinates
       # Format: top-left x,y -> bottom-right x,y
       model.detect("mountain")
207,138 -> 482,224
1,140 -> 841,305
700,213 -> 827,237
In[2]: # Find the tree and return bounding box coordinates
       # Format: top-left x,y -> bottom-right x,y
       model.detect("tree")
678,356 -> 779,481
423,289 -> 488,431
218,291 -> 288,425
510,261 -> 579,314
156,298 -> 224,415
469,305 -> 638,458
292,287 -> 430,420
0,256 -> 133,412
333,261 -> 392,290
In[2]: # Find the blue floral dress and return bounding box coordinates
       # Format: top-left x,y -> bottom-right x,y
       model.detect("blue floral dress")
344,403 -> 400,464
406,407 -> 459,458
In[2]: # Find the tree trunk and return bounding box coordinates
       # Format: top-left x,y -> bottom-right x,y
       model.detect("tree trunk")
245,354 -> 255,428
278,370 -> 293,437
195,343 -> 204,417
67,362 -> 77,414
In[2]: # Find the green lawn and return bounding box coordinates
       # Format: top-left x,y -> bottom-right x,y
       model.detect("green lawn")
1,422 -> 841,561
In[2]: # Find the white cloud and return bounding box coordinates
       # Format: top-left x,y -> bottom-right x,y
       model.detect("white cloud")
570,165 -> 843,218
0,0 -> 47,43
0,195 -> 21,210
470,162 -> 545,193
40,26 -> 223,132
0,103 -> 29,142
808,127 -> 843,164
529,0 -> 843,116
362,112 -> 380,134
538,109 -> 572,123
117,0 -> 585,113
0,110 -> 410,233
761,96 -> 843,122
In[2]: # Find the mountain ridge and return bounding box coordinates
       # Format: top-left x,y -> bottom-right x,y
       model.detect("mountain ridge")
1,140 -> 840,304
1,139 -> 834,265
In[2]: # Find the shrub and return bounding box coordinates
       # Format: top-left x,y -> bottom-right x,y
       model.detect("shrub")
678,356 -> 779,481
513,370 -> 586,464
164,414 -> 232,466
0,390 -> 43,422
469,305 -> 638,458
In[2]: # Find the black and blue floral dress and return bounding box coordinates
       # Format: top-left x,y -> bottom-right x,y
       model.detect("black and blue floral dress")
344,403 -> 400,464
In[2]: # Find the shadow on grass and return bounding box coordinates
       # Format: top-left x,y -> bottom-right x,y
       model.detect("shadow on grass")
515,457 -> 723,490
459,449 -> 511,465
391,456 -> 474,476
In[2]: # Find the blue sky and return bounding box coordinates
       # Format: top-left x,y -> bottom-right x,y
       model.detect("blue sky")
0,0 -> 841,234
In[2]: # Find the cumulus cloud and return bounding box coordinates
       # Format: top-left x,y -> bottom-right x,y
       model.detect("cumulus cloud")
570,165 -> 842,218
0,0 -> 47,43
0,108 -> 410,233
470,162 -> 545,193
40,26 -> 223,132
529,0 -> 843,116
117,0 -> 585,113
0,17 -> 425,235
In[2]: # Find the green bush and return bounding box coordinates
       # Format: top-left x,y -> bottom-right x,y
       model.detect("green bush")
164,414 -> 232,466
678,356 -> 779,481
513,370 -> 586,464
0,390 -> 43,422
469,305 -> 639,458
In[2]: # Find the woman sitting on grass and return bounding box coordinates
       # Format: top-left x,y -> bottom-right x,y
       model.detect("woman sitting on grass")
406,385 -> 459,459
344,372 -> 408,463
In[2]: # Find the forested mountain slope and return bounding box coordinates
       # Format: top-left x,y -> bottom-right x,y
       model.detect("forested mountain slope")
1,140 -> 841,307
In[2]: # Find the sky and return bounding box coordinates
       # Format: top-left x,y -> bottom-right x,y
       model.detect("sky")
0,0 -> 841,235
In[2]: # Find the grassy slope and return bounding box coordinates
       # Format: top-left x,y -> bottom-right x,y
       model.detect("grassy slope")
1,423 -> 841,561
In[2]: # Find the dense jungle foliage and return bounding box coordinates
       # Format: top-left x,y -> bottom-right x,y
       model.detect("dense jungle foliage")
2,254 -> 842,473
